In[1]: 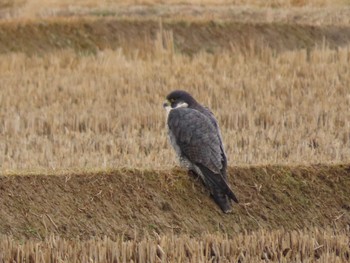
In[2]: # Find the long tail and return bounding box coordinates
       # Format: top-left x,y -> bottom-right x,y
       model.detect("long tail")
212,187 -> 233,213
196,164 -> 238,213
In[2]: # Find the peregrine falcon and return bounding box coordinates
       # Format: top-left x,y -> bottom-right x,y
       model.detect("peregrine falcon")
163,90 -> 238,213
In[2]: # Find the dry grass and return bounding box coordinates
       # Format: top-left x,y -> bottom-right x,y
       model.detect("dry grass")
1,0 -> 350,24
0,229 -> 349,262
0,38 -> 349,172
7,0 -> 349,10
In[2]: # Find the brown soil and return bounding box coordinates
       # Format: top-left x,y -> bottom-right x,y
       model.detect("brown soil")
1,165 -> 350,240
1,18 -> 350,55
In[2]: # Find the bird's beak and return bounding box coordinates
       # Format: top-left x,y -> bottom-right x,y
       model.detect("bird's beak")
163,100 -> 170,108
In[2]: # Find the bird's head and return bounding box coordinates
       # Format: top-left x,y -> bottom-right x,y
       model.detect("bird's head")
163,90 -> 197,111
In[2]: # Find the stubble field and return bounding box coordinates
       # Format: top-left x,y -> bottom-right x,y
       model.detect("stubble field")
0,1 -> 350,262
1,39 -> 349,171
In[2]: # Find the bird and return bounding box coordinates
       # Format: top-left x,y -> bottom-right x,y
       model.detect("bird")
163,90 -> 238,213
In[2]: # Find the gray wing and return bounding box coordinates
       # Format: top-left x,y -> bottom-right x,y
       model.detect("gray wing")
168,107 -> 224,174
200,107 -> 228,177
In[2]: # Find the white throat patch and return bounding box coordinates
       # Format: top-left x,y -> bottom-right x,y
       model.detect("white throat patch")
164,101 -> 188,120
174,102 -> 189,109
164,104 -> 172,115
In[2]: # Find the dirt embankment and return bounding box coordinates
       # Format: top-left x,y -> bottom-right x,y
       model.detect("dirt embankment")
1,19 -> 350,55
1,165 -> 349,240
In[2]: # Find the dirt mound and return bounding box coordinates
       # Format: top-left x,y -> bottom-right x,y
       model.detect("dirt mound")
1,18 -> 350,55
1,165 -> 349,240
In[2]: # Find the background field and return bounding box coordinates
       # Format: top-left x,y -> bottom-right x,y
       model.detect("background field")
1,33 -> 350,171
0,1 -> 350,262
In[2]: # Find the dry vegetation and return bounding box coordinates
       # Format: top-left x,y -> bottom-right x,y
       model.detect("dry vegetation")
1,0 -> 350,26
1,229 -> 349,262
1,1 -> 350,262
0,40 -> 349,172
5,0 -> 348,10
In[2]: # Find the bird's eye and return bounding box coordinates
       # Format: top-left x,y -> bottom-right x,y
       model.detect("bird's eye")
170,99 -> 175,103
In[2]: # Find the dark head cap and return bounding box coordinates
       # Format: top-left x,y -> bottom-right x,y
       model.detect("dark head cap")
164,90 -> 197,108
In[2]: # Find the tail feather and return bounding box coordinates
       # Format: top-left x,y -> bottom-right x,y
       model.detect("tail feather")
225,184 -> 239,203
212,187 -> 233,213
196,163 -> 239,212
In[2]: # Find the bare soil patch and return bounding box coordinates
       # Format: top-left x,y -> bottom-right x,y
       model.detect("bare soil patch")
1,165 -> 349,240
